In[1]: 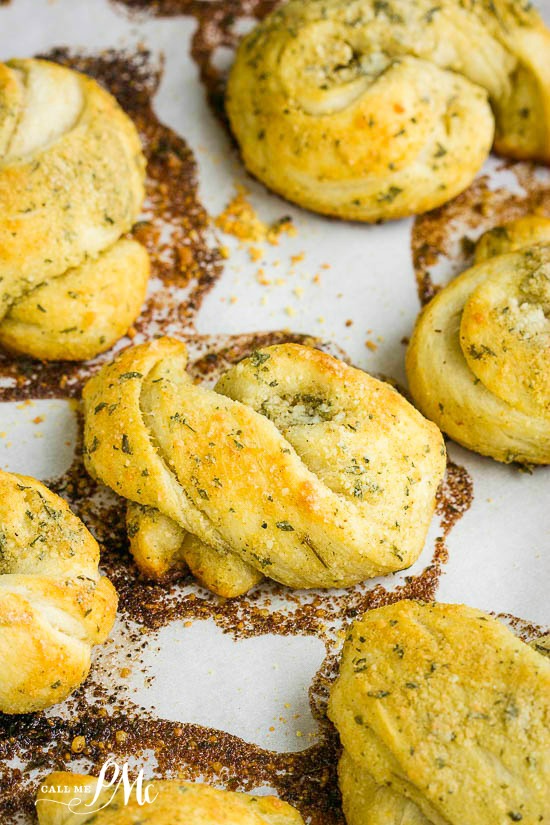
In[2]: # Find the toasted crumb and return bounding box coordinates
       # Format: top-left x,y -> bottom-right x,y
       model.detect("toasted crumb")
215,186 -> 297,246
177,246 -> 193,269
256,268 -> 271,286
266,216 -> 296,245
71,736 -> 86,754
215,186 -> 267,242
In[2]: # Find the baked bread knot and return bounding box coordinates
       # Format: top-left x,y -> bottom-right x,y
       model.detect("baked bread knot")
407,216 -> 550,463
0,470 -> 117,714
82,338 -> 445,597
226,0 -> 550,222
36,773 -> 305,824
328,600 -> 550,825
0,58 -> 148,360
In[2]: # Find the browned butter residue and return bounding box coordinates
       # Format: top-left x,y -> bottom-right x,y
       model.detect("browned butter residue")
412,162 -> 550,305
110,0 -> 281,122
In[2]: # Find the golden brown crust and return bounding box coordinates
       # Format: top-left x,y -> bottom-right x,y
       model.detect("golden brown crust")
338,750 -> 429,825
473,215 -> 550,263
0,58 -> 147,360
328,600 -> 550,825
226,0 -> 550,222
82,338 -> 445,596
0,239 -> 149,360
36,773 -> 305,824
407,217 -> 550,463
0,471 -> 117,714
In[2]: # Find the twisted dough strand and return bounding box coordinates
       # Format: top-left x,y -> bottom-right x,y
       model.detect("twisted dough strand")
227,0 -> 550,221
0,471 -> 117,714
407,216 -> 550,463
83,338 -> 445,596
0,59 -> 148,360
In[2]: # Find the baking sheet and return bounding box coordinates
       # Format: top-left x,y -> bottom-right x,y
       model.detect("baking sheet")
0,0 -> 549,822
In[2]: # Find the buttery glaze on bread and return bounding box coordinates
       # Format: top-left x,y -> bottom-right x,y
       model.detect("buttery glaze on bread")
226,0 -> 550,222
0,471 -> 117,714
36,773 -> 305,824
328,600 -> 550,825
82,339 -> 445,597
407,216 -> 550,463
0,58 -> 148,360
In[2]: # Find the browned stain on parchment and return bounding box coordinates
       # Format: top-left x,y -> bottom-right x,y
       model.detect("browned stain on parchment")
412,162 -> 550,305
110,0 -> 281,122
